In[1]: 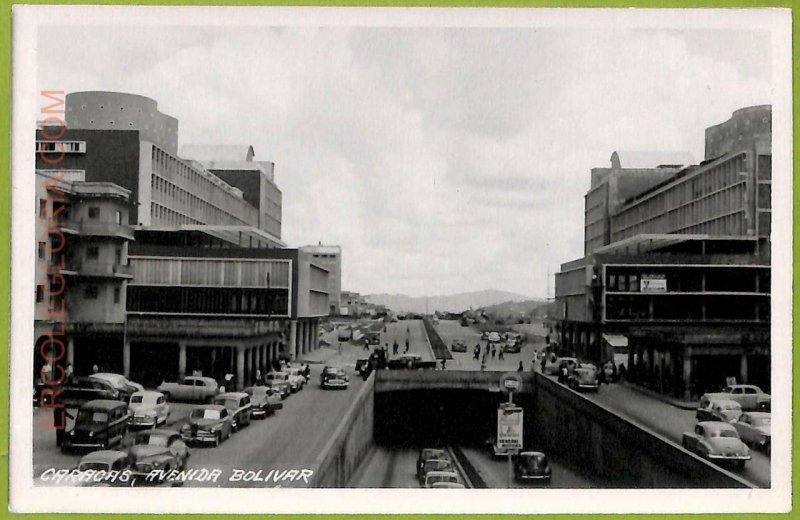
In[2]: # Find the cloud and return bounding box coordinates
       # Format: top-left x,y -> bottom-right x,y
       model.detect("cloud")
36,23 -> 774,298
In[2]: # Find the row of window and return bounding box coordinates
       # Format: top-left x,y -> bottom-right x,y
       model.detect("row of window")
150,201 -> 202,226
38,199 -> 123,224
35,141 -> 86,153
127,286 -> 289,315
151,174 -> 252,227
132,258 -> 290,287
35,284 -> 121,303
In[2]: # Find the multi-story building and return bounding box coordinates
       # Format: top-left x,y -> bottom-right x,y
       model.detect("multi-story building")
340,291 -> 365,317
299,244 -> 342,315
33,91 -> 330,386
555,106 -> 772,399
34,170 -> 134,377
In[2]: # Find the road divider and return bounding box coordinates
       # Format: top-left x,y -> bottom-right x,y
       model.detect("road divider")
422,317 -> 453,360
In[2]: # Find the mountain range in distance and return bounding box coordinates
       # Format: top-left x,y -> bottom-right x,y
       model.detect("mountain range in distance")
364,289 -> 537,314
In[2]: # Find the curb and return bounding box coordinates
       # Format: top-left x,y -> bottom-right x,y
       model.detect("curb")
620,381 -> 698,411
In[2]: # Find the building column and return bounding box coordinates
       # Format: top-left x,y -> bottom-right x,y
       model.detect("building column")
123,340 -> 131,378
257,345 -> 263,373
682,350 -> 692,401
67,337 -> 75,368
289,320 -> 298,361
740,353 -> 749,384
304,321 -> 310,355
313,320 -> 319,351
236,347 -> 245,391
178,342 -> 187,381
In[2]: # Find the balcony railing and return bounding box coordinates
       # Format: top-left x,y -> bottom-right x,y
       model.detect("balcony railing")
58,219 -> 134,239
63,260 -> 133,278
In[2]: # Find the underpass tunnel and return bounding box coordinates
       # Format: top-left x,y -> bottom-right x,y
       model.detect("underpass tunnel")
374,389 -> 537,450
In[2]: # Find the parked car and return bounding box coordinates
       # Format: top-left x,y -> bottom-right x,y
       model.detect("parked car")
568,363 -> 600,392
481,331 -> 490,341
242,386 -> 283,419
320,366 -> 349,389
733,412 -> 771,453
416,448 -> 450,480
702,385 -> 771,411
543,357 -> 579,376
514,451 -> 551,484
157,376 -> 219,403
62,399 -> 130,452
423,470 -> 460,488
451,339 -> 468,353
130,428 -> 190,474
90,373 -> 144,401
47,377 -> 120,408
681,421 -> 751,469
284,368 -> 307,392
128,390 -> 170,429
180,404 -> 233,447
212,392 -> 252,431
487,332 -> 501,343
265,376 -> 291,399
74,450 -> 132,487
696,397 -> 743,423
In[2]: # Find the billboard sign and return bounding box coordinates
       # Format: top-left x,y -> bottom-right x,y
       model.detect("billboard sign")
497,405 -> 523,450
640,274 -> 667,293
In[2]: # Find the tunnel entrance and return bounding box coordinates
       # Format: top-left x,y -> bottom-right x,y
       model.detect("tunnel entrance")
374,389 -> 537,449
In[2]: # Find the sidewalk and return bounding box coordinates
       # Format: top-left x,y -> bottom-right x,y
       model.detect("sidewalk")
302,344 -> 366,368
619,380 -> 698,410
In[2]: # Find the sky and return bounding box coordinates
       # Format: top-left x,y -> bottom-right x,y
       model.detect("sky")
36,18 -> 775,298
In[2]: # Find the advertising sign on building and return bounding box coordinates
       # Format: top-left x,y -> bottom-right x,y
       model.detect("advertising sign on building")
496,406 -> 523,450
640,274 -> 667,293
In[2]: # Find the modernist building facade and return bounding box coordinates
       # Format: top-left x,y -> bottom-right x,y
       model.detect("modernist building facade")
555,105 -> 772,399
299,244 -> 342,315
34,91 -> 329,388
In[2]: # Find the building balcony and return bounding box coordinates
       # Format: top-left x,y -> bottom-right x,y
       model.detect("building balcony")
63,261 -> 134,279
58,220 -> 134,240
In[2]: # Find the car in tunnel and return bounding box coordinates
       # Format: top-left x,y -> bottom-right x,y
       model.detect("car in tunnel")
416,448 -> 451,480
513,451 -> 551,484
431,481 -> 466,489
419,458 -> 455,485
423,470 -> 460,488
681,421 -> 751,469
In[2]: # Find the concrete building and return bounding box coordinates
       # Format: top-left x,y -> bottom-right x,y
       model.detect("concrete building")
555,106 -> 772,399
125,239 -> 329,388
299,244 -> 342,315
34,170 -> 134,377
340,291 -> 365,317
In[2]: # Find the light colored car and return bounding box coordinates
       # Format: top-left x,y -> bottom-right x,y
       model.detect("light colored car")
487,332 -> 502,343
90,373 -> 144,400
681,421 -> 751,469
703,385 -> 771,411
242,386 -> 283,419
213,392 -> 252,431
130,428 -> 190,475
420,458 -> 455,484
733,412 -> 771,453
543,357 -> 579,376
128,390 -> 170,429
284,368 -> 306,391
430,481 -> 466,488
266,371 -> 299,393
696,397 -> 742,423
568,364 -> 599,392
180,404 -> 233,446
423,470 -> 460,488
158,376 -> 219,403
72,450 -> 132,487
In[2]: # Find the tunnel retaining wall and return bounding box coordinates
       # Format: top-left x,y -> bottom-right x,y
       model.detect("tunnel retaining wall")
310,374 -> 375,487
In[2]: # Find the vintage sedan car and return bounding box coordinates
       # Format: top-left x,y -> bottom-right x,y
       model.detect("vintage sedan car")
503,338 -> 521,354
212,392 -> 253,431
543,357 -> 579,376
73,450 -> 133,487
451,339 -> 468,353
128,390 -> 170,429
696,397 -> 743,423
514,451 -> 551,484
265,377 -> 291,400
49,377 -> 121,408
62,399 -> 130,452
242,386 -> 283,419
129,428 -> 190,483
487,332 -> 502,343
179,404 -> 233,447
423,470 -> 460,488
702,384 -> 771,411
420,459 -> 455,484
157,376 -> 219,403
480,331 -> 490,340
733,412 -> 771,453
568,364 -> 599,392
416,448 -> 450,480
284,368 -> 307,391
682,421 -> 751,469
320,366 -> 349,389
266,371 -> 298,394
431,481 -> 465,488
90,373 -> 144,401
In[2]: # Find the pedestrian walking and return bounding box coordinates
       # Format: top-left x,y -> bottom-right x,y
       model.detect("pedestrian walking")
393,340 -> 399,355
405,339 -> 410,353
473,345 -> 480,360
491,345 -> 496,359
54,405 -> 74,448
498,348 -> 504,361
540,355 -> 547,373
517,361 -> 524,372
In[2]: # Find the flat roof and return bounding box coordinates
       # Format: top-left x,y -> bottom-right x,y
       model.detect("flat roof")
594,234 -> 757,256
135,225 -> 286,248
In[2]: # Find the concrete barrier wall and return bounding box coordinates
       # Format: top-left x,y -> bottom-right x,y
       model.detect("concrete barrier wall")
532,372 -> 753,488
310,375 -> 375,487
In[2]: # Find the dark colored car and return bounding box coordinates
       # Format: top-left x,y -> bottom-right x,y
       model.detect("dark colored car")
320,366 -> 349,390
37,377 -> 121,408
451,340 -> 468,353
129,428 -> 190,483
514,451 -> 552,484
62,399 -> 130,452
180,405 -> 233,447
